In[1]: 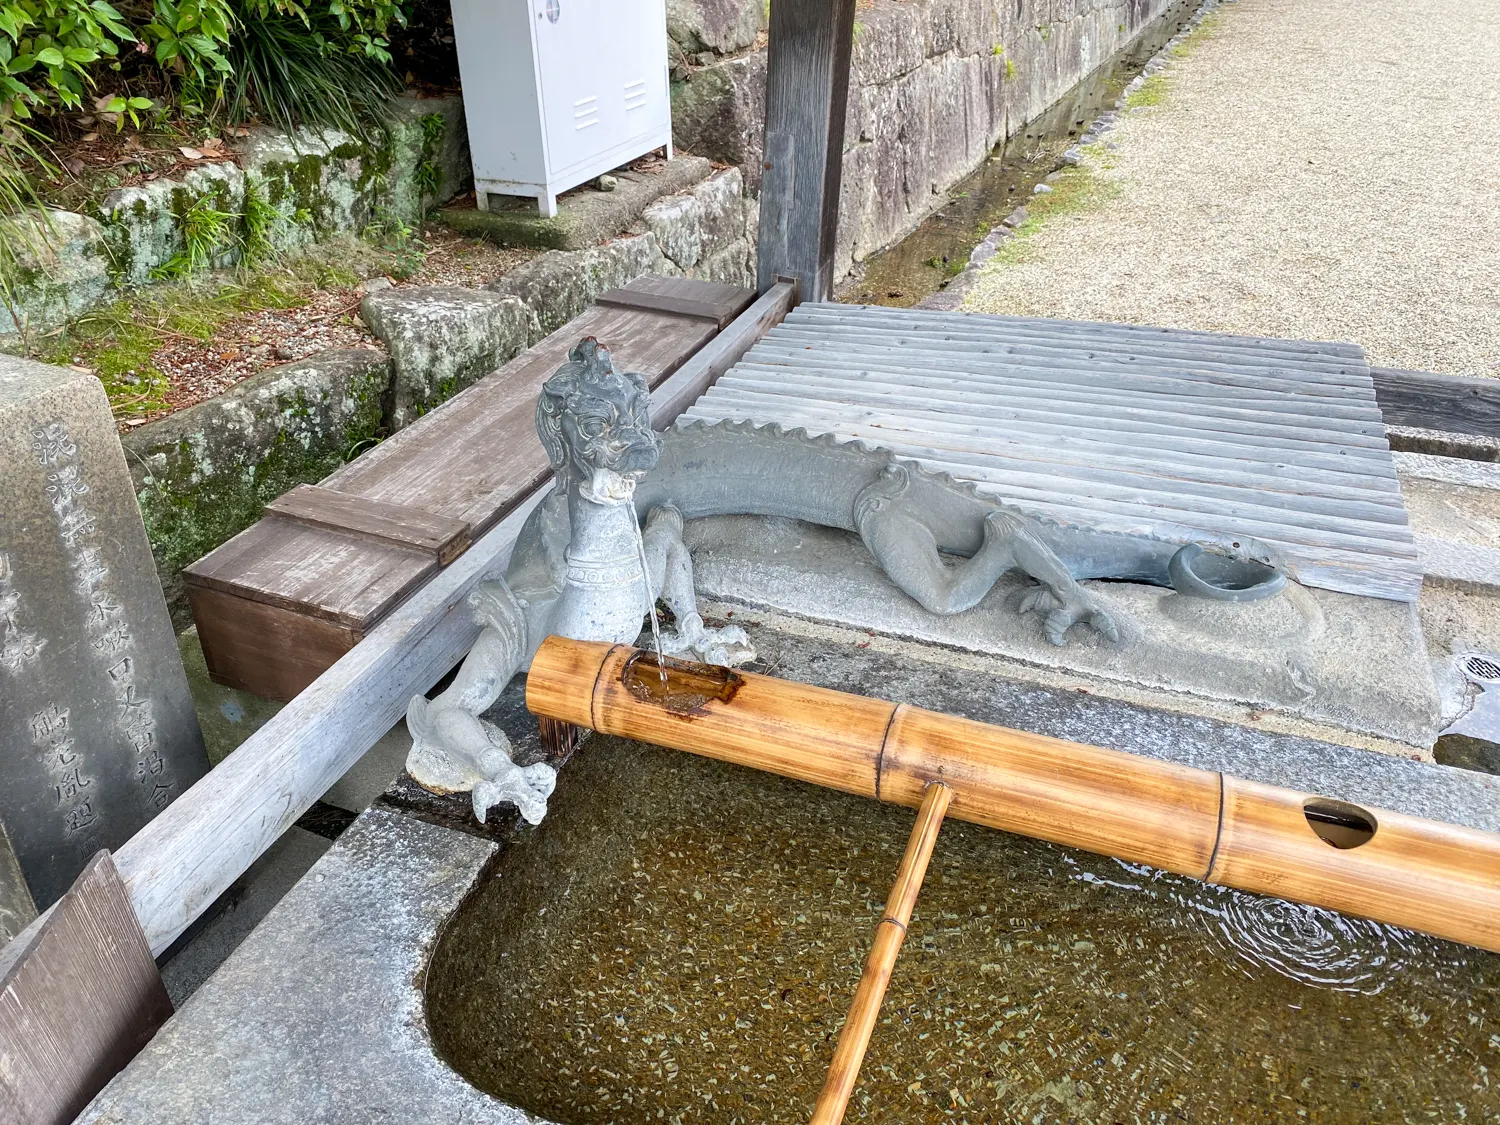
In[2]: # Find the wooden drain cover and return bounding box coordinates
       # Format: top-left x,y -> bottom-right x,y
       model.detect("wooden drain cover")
681,304 -> 1421,602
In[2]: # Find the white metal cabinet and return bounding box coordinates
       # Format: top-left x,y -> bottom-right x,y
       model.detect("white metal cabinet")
451,0 -> 673,217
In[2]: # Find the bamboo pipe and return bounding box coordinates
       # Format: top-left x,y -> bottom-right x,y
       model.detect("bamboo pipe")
526,638 -> 1500,955
810,782 -> 951,1125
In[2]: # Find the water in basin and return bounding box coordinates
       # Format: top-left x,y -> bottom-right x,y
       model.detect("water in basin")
427,736 -> 1500,1124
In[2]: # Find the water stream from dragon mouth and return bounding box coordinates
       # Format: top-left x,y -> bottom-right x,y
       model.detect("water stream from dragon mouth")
630,516 -> 668,685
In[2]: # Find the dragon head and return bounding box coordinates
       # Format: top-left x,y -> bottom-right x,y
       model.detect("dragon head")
536,337 -> 660,503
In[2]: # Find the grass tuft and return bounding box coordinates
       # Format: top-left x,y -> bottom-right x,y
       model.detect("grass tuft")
986,164 -> 1120,270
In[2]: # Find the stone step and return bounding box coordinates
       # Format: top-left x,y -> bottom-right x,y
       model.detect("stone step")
439,155 -> 712,251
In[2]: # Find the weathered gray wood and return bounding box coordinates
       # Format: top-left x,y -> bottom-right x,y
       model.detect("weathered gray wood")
725,364 -> 1393,451
1371,367 -> 1500,440
649,281 -> 797,424
754,0 -> 858,300
266,485 -> 473,565
595,283 -> 755,329
823,304 -> 1369,361
773,318 -> 1375,384
685,306 -> 1422,602
0,851 -> 172,1125
740,346 -> 1387,419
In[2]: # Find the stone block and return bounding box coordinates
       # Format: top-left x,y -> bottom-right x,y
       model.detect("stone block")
0,211 -> 112,335
666,0 -> 764,55
123,349 -> 390,626
691,238 -> 755,287
385,93 -> 473,220
485,233 -> 675,338
0,356 -> 209,909
641,192 -> 704,271
682,515 -> 1446,750
670,52 -> 767,183
692,167 -> 747,257
851,1 -> 926,85
441,156 -> 711,251
360,287 -> 533,430
100,162 -> 247,288
241,126 -> 372,242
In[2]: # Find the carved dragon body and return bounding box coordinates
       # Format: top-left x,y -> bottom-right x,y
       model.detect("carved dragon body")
638,420 -> 1287,641
407,338 -> 1285,825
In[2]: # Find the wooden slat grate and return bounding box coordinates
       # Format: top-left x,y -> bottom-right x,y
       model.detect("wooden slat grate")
680,304 -> 1422,601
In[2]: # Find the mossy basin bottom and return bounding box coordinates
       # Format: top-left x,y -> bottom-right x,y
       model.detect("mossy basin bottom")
426,737 -> 1500,1125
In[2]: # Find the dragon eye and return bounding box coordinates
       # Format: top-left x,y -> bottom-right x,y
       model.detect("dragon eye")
580,418 -> 606,438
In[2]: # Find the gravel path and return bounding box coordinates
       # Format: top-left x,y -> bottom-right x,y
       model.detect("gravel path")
963,0 -> 1500,378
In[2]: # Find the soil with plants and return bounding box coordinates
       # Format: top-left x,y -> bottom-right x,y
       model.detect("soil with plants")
31,222 -> 534,430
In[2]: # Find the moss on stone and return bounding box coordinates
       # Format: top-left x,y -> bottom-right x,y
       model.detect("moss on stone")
126,350 -> 390,625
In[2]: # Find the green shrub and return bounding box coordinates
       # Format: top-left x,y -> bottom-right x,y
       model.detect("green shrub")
0,0 -> 407,122
222,1 -> 402,136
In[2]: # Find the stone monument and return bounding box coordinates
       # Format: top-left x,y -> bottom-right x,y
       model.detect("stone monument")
1,356 -> 208,909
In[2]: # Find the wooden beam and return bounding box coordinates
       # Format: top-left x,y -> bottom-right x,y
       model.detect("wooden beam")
647,281 -> 797,424
1371,367 -> 1500,440
755,0 -> 858,301
810,782 -> 951,1125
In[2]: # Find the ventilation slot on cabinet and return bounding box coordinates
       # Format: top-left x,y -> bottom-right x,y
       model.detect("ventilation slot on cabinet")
574,95 -> 599,130
624,79 -> 647,112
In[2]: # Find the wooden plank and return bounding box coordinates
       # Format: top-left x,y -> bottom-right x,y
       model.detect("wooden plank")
323,304 -> 716,529
755,0 -> 858,300
0,852 -> 172,1125
595,280 -> 755,329
1371,367 -> 1500,439
188,584 -> 362,701
621,275 -> 759,325
184,518 -> 436,628
819,304 -> 1369,361
265,485 -> 472,565
647,281 -> 798,424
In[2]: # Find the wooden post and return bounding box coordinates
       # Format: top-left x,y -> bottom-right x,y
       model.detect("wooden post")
755,0 -> 858,301
810,782 -> 951,1125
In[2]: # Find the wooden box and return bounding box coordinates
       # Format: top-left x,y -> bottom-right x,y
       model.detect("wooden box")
184,276 -> 754,700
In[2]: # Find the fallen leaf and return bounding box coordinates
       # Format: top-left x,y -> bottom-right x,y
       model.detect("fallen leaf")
179,146 -> 203,160
94,93 -> 116,111
81,132 -> 99,142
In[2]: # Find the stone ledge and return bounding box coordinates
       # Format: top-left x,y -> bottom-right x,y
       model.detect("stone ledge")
682,514 -> 1443,751
439,156 -> 712,251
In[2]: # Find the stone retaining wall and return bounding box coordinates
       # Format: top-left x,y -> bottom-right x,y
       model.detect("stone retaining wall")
3,94 -> 471,336
670,0 -> 1176,279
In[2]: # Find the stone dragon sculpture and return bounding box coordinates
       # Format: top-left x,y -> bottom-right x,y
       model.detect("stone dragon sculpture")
407,338 -> 1286,824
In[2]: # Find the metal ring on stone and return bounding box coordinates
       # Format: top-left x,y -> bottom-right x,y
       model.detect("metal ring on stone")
1168,543 -> 1287,602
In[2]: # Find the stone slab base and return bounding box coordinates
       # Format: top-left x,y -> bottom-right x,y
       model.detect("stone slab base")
682,515 -> 1444,752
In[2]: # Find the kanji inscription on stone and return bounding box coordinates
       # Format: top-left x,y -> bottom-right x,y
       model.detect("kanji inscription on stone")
1,357 -> 208,908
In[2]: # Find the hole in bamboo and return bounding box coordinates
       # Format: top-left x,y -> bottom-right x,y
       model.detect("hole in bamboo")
1302,798 -> 1377,850
621,650 -> 744,714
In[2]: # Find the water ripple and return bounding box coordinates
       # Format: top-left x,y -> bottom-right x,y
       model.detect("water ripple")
1178,884 -> 1429,995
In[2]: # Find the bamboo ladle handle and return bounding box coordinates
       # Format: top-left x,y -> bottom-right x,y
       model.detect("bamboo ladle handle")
810,782 -> 952,1125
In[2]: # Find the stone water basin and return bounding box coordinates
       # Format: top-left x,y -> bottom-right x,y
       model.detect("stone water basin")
427,734 -> 1500,1125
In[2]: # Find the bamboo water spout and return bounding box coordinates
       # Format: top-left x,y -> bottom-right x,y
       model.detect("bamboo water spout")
526,637 -> 1500,955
